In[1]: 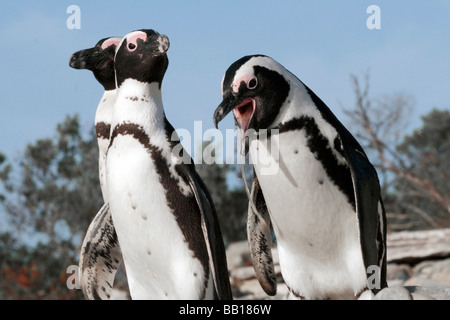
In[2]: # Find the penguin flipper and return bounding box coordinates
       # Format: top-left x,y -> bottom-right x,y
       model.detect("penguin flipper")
179,165 -> 233,300
303,84 -> 387,294
338,135 -> 387,294
247,175 -> 277,296
79,203 -> 122,300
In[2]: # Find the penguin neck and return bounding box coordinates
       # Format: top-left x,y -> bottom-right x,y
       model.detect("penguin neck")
95,88 -> 117,127
114,78 -> 165,129
98,89 -> 117,110
269,77 -> 340,149
269,77 -> 322,129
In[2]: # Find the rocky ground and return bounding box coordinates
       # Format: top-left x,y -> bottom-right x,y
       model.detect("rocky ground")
227,229 -> 450,300
109,228 -> 450,300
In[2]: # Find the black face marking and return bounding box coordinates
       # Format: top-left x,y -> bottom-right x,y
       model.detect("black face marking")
217,55 -> 290,131
222,55 -> 266,91
69,37 -> 119,91
250,66 -> 290,130
276,116 -> 356,209
115,30 -> 169,88
95,121 -> 111,140
109,123 -> 209,295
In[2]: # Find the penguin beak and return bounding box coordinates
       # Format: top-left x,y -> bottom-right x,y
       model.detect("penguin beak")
214,94 -> 256,134
213,94 -> 235,129
143,33 -> 170,55
69,47 -> 99,70
233,97 -> 256,133
156,34 -> 170,54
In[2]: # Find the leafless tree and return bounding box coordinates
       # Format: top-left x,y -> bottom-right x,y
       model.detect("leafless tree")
343,73 -> 450,230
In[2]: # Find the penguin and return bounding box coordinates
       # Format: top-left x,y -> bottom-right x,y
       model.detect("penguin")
69,37 -> 123,300
70,36 -> 122,200
106,29 -> 232,300
213,55 -> 387,300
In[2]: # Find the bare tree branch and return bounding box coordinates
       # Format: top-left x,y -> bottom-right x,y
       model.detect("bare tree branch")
343,73 -> 450,230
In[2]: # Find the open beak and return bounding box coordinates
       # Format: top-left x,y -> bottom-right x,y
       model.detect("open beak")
214,94 -> 256,135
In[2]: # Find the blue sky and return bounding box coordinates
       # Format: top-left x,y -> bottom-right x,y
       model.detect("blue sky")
0,0 -> 449,166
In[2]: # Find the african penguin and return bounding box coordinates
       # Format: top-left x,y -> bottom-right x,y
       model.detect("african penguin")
70,37 -> 123,300
214,55 -> 387,300
70,36 -> 122,201
106,29 -> 232,300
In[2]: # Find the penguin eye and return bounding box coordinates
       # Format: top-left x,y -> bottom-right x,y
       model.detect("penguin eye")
128,43 -> 137,51
247,77 -> 258,90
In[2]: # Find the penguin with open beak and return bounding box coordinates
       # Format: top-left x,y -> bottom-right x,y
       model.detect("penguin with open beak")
214,55 -> 387,300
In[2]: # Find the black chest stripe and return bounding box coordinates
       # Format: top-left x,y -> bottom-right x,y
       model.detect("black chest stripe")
276,116 -> 356,209
109,123 -> 210,291
95,122 -> 111,140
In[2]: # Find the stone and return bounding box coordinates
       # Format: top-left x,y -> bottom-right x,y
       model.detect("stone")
226,241 -> 251,270
387,263 -> 412,281
405,276 -> 445,287
405,258 -> 450,287
406,286 -> 450,300
238,278 -> 270,298
411,293 -> 435,300
230,265 -> 257,281
374,286 -> 413,300
387,279 -> 406,287
387,229 -> 450,264
110,288 -> 130,300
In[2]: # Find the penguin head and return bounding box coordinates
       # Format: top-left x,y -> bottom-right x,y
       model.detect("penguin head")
213,55 -> 290,133
69,37 -> 121,90
114,29 -> 170,88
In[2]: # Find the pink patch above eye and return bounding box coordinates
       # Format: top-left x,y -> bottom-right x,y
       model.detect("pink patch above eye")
127,32 -> 147,48
232,75 -> 255,93
101,39 -> 121,50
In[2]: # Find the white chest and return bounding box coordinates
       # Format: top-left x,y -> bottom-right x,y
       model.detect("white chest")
104,79 -> 210,299
106,133 -> 210,299
250,130 -> 367,299
94,89 -> 116,202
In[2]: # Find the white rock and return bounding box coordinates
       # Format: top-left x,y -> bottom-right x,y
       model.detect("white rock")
374,286 -> 413,300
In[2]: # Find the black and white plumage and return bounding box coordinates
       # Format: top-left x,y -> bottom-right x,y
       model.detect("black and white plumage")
70,37 -> 123,300
70,36 -> 122,200
214,55 -> 387,300
106,29 -> 232,300
77,204 -> 121,299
